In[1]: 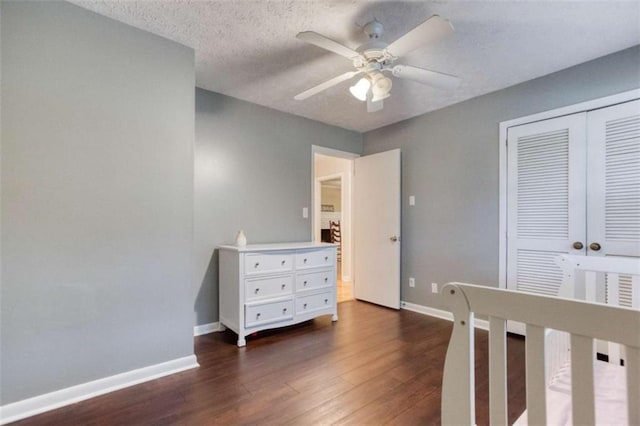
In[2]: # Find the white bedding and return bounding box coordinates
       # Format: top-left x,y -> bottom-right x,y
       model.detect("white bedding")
514,359 -> 627,426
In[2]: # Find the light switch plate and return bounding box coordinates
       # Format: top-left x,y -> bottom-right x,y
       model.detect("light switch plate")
409,277 -> 415,288
409,195 -> 415,206
302,207 -> 308,218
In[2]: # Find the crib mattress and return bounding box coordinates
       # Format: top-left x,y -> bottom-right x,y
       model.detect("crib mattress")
514,359 -> 627,426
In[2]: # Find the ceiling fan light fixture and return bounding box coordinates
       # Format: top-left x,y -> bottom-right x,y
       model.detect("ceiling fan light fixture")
371,74 -> 392,100
349,77 -> 371,101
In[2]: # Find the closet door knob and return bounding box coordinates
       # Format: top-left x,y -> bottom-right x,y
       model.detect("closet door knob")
572,241 -> 584,250
589,242 -> 601,251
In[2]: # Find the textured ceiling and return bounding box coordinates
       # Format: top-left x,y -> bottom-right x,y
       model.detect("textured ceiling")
70,1 -> 640,132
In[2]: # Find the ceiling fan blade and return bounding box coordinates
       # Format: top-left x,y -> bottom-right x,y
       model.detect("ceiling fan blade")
384,15 -> 454,58
392,64 -> 461,91
294,71 -> 362,100
367,91 -> 384,113
296,31 -> 361,60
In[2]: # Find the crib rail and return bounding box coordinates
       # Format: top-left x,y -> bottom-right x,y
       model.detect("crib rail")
440,282 -> 640,426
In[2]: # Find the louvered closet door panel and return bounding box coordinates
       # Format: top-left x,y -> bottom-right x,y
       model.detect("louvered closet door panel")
587,100 -> 640,305
506,113 -> 587,293
587,100 -> 640,257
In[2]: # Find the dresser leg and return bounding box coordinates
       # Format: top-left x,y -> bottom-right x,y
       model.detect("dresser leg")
237,337 -> 246,347
332,314 -> 338,321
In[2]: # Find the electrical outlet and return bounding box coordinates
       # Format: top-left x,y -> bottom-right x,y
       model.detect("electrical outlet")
431,283 -> 438,293
409,277 -> 415,288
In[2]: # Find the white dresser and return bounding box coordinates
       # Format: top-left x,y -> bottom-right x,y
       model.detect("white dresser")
218,242 -> 338,347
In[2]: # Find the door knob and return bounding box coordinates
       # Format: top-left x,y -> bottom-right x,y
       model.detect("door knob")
589,242 -> 601,251
572,241 -> 584,250
390,236 -> 399,242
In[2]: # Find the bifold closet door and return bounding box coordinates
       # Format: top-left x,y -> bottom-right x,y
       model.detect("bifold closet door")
587,100 -> 640,258
587,100 -> 640,307
506,113 -> 587,294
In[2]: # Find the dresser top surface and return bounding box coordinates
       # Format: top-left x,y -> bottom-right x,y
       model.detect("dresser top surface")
218,242 -> 337,253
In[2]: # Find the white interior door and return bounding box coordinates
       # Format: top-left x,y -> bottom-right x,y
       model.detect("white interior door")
506,113 -> 587,295
353,149 -> 401,309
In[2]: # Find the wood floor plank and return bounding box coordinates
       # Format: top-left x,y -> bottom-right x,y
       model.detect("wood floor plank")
12,300 -> 526,425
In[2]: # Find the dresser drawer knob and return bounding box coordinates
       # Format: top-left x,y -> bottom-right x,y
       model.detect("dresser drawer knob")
303,258 -> 307,263
324,299 -> 328,304
303,280 -> 308,286
324,256 -> 328,261
281,260 -> 286,265
256,313 -> 261,318
324,277 -> 328,282
282,308 -> 287,314
254,262 -> 260,268
254,288 -> 260,294
303,303 -> 307,309
281,284 -> 286,290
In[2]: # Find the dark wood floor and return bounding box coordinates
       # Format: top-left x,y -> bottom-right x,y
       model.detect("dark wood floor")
14,300 -> 526,425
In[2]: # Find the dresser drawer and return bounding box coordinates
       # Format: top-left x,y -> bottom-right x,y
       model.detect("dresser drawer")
296,270 -> 334,291
245,275 -> 293,301
296,291 -> 333,314
244,252 -> 293,275
295,249 -> 334,269
245,299 -> 293,328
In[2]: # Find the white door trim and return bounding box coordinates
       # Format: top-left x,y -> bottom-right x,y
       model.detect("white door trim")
498,88 -> 640,289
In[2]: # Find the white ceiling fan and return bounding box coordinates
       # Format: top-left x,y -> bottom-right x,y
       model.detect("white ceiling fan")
294,15 -> 461,113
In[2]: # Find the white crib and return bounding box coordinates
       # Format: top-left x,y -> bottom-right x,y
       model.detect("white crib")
440,256 -> 640,426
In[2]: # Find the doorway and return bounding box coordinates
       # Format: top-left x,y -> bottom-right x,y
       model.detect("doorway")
313,150 -> 355,302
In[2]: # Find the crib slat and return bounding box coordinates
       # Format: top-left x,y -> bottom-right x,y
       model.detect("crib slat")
607,273 -> 621,364
489,316 -> 507,426
632,275 -> 640,309
525,324 -> 546,425
627,346 -> 640,425
571,334 -> 595,426
585,270 -> 597,302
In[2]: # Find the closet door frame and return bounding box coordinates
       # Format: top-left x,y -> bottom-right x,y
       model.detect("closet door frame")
498,89 -> 640,289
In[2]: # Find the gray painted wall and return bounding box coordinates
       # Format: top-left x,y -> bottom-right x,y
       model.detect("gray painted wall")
363,46 -> 640,310
195,89 -> 362,326
1,1 -> 195,404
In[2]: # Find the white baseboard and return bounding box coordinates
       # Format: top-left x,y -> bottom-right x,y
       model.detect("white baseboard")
193,321 -> 223,336
0,355 -> 199,425
400,300 -> 490,331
